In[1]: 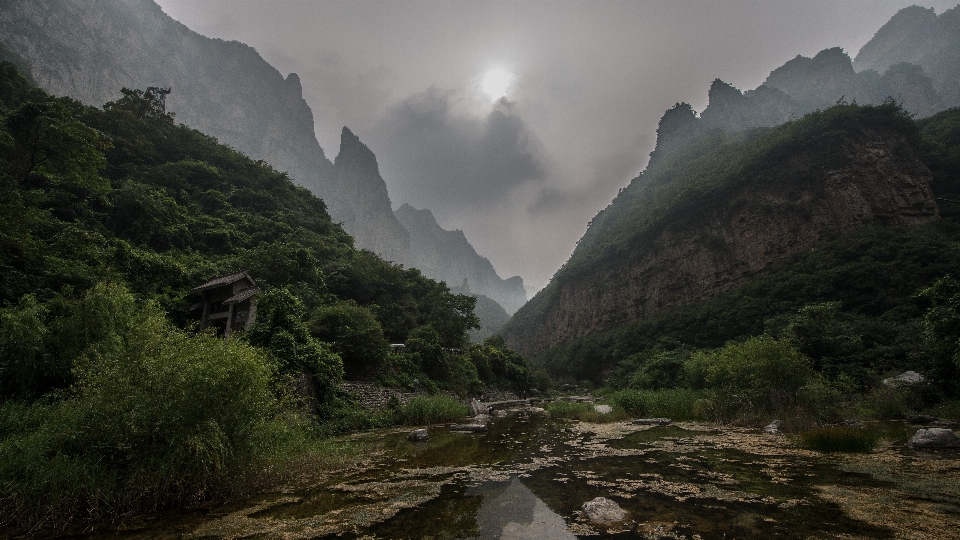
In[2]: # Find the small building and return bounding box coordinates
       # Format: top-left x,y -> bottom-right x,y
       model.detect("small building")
191,271 -> 259,338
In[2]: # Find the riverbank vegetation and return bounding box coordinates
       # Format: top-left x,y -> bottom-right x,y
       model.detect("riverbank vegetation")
0,63 -> 531,532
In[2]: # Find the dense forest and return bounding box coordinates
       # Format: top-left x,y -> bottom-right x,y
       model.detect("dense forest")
0,63 -> 531,530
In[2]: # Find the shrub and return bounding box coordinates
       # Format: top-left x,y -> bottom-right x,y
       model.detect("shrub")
398,395 -> 468,426
0,285 -> 299,531
798,426 -> 879,453
685,336 -> 814,412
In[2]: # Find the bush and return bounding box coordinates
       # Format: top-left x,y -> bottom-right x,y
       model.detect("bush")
798,426 -> 879,453
0,285 -> 300,531
685,336 -> 814,412
398,395 -> 468,426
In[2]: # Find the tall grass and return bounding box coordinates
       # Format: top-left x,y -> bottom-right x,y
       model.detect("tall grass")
607,389 -> 702,420
398,395 -> 468,425
797,426 -> 879,453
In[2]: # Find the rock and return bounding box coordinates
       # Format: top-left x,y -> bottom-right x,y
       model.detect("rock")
472,414 -> 492,426
906,414 -> 938,424
908,428 -> 960,449
764,420 -> 784,435
930,420 -> 960,428
633,418 -> 672,426
581,497 -> 626,523
883,371 -> 925,386
450,424 -> 488,433
407,429 -> 429,442
468,397 -> 489,417
594,404 -> 613,414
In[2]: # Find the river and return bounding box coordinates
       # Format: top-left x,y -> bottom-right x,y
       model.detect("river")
62,406 -> 960,539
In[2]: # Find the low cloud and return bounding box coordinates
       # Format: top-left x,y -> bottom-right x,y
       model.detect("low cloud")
373,88 -> 547,211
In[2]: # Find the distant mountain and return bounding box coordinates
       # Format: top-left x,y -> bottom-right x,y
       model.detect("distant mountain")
395,204 -> 526,315
0,0 -> 524,312
333,128 -> 409,264
854,5 -> 960,107
649,11 -> 959,170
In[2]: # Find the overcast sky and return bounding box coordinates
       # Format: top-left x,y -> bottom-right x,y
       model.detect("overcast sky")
154,0 -> 958,292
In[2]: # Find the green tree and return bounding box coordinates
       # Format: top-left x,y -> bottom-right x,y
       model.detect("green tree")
248,288 -> 343,399
308,300 -> 389,380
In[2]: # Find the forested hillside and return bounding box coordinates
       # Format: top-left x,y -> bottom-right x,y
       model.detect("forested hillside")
505,102 -> 960,396
0,63 -> 532,530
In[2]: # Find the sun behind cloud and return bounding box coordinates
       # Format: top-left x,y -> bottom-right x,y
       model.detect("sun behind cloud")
482,68 -> 514,101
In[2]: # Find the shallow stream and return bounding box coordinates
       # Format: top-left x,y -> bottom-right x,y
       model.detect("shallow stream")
60,408 -> 960,539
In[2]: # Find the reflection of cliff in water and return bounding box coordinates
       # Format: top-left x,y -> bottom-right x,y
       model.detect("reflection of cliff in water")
468,477 -> 575,540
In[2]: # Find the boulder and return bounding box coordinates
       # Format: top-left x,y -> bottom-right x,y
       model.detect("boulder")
764,420 -> 784,435
581,497 -> 626,523
407,429 -> 429,442
882,371 -> 925,386
632,418 -> 672,426
908,428 -> 960,449
594,404 -> 613,414
468,398 -> 489,417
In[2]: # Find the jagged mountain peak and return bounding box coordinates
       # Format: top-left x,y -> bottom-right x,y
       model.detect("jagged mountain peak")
854,5 -> 938,73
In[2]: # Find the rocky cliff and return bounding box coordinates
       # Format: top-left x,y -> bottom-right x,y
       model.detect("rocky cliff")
503,110 -> 938,358
395,204 -> 526,314
333,129 -> 410,264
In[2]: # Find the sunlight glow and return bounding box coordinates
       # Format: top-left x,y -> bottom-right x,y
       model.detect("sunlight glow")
482,68 -> 514,100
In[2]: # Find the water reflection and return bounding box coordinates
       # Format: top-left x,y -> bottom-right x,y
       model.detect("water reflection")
467,477 -> 576,540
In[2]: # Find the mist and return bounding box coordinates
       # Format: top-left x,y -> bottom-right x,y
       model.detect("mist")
153,0 -> 959,289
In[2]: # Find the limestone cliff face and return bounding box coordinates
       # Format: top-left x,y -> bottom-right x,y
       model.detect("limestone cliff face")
503,129 -> 938,358
333,128 -> 410,264
394,204 -> 527,314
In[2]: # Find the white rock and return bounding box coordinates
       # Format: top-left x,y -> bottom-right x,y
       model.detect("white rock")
882,370 -> 925,386
581,497 -> 626,523
594,404 -> 613,414
908,427 -> 960,448
632,418 -> 671,426
764,420 -> 784,435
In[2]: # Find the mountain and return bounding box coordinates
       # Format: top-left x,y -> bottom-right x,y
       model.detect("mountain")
0,0 -> 336,204
333,128 -> 409,264
394,204 -> 526,314
502,103 -> 940,359
0,0 -> 524,311
854,5 -> 960,108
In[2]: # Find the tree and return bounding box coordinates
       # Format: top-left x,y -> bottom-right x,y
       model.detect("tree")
103,87 -> 174,123
2,98 -> 109,190
308,300 -> 389,379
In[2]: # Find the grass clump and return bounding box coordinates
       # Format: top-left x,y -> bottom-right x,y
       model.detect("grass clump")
607,388 -> 701,420
398,395 -> 468,426
797,426 -> 879,453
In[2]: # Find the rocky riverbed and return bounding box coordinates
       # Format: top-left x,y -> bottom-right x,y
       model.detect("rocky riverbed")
63,406 -> 960,539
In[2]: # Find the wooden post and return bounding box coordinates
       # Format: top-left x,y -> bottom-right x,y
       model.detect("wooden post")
224,302 -> 235,340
